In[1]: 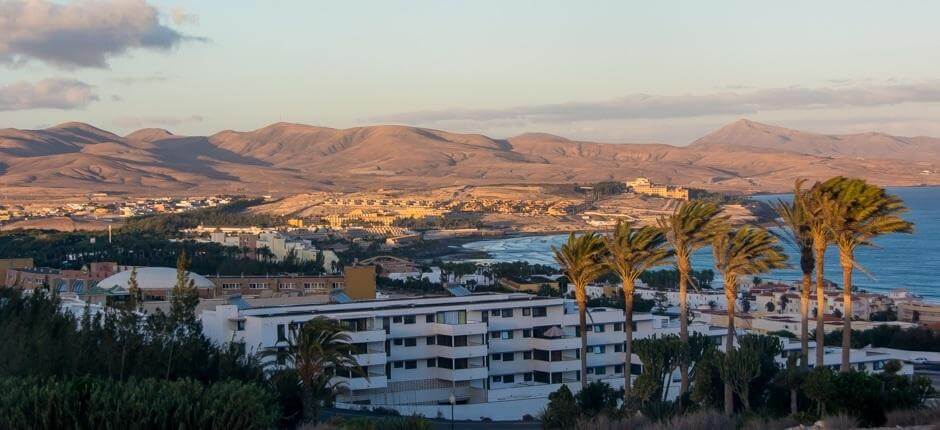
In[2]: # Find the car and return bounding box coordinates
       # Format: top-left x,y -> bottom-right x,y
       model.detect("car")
911,357 -> 929,364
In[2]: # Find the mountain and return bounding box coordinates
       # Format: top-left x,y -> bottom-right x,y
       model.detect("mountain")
690,119 -> 940,161
1,120 -> 937,199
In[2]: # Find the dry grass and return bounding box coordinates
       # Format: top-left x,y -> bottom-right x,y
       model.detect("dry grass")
575,413 -> 650,430
740,416 -> 800,430
822,414 -> 859,430
885,406 -> 940,427
645,410 -> 734,430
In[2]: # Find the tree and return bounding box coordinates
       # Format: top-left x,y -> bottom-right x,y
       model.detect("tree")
541,385 -> 579,429
633,335 -> 684,404
820,177 -> 913,372
801,180 -> 835,368
263,317 -> 361,423
603,220 -> 672,399
712,225 -> 787,415
658,200 -> 727,397
803,367 -> 836,416
575,381 -> 620,417
765,302 -> 775,312
772,182 -> 816,371
553,232 -> 606,389
718,345 -> 760,412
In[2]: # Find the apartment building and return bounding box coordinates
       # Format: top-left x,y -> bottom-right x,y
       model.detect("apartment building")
201,293 -> 726,412
205,266 -> 377,300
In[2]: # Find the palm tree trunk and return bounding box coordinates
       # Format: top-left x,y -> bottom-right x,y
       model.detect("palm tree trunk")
623,280 -> 635,399
579,298 -> 588,389
840,255 -> 853,373
678,262 -> 690,397
790,387 -> 798,415
814,245 -> 826,368
302,384 -> 317,423
724,290 -> 735,416
800,271 -> 811,370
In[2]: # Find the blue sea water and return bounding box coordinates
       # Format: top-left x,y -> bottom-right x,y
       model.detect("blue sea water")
461,187 -> 940,301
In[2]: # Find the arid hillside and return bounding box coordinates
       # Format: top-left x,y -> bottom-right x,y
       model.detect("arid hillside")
1,120 -> 937,199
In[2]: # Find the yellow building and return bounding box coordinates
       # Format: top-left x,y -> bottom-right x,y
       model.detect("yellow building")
627,177 -> 689,200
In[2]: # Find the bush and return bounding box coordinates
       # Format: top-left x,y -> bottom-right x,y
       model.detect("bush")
0,376 -> 278,430
574,413 -> 649,430
644,410 -> 732,430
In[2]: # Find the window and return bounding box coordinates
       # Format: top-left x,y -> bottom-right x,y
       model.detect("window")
454,358 -> 468,369
491,310 -> 500,317
394,361 -> 403,368
631,364 -> 642,375
405,360 -> 417,369
503,374 -> 515,384
592,345 -> 605,354
613,322 -> 623,331
614,344 -> 624,352
615,365 -> 624,374
595,366 -> 606,375
437,335 -> 453,347
500,331 -> 513,340
524,373 -> 532,382
393,316 -> 402,323
405,338 -> 417,347
492,375 -> 502,383
492,353 -> 502,361
426,314 -> 434,323
501,308 -> 513,318
427,358 -> 436,368
534,371 -> 550,384
249,282 -> 268,290
426,336 -> 436,345
404,315 -> 416,324
276,324 -> 286,341
303,282 -> 313,290
586,367 -> 593,374
522,329 -> 531,338
503,352 -> 515,361
222,282 -> 240,290
523,307 -> 531,316
532,307 -> 548,317
593,324 -> 605,333
454,335 -> 468,347
236,320 -> 245,331
281,282 -> 295,289
393,339 -> 403,346
438,357 -> 453,369
523,351 -> 532,360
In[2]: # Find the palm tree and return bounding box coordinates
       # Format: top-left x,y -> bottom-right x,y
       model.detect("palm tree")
771,180 -> 814,370
658,200 -> 726,395
553,232 -> 606,389
820,177 -> 913,372
264,317 -> 362,422
800,181 -> 835,367
603,220 -> 673,399
712,225 -> 787,415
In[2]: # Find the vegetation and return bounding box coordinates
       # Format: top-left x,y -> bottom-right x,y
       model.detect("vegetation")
553,232 -> 606,389
120,198 -> 281,237
711,225 -> 787,414
638,268 -> 715,290
0,376 -> 278,430
824,325 -> 940,351
771,180 -> 816,370
818,177 -> 913,371
264,317 -> 362,422
658,200 -> 727,398
604,220 -> 672,399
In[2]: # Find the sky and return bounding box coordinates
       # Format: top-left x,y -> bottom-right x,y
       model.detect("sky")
2,0 -> 940,144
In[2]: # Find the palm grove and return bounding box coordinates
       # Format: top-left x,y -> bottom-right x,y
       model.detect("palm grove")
548,176 -> 929,426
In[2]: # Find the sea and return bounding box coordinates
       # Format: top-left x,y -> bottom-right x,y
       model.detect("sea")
461,186 -> 940,301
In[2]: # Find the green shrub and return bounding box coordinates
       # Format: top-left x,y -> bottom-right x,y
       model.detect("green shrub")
0,376 -> 278,430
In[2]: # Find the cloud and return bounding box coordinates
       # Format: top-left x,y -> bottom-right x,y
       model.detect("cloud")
110,74 -> 171,85
0,78 -> 98,111
0,0 -> 203,69
112,115 -> 204,128
170,7 -> 199,25
372,81 -> 940,125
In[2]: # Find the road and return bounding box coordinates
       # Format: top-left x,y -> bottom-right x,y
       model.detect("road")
321,407 -> 541,429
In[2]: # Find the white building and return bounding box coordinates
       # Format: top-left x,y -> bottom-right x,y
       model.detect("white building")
201,293 -> 726,419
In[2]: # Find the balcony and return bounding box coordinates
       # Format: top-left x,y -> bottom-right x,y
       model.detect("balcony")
531,336 -> 582,351
433,321 -> 487,336
436,366 -> 488,382
338,375 -> 388,391
435,344 -> 488,360
346,329 -> 386,344
353,352 -> 387,367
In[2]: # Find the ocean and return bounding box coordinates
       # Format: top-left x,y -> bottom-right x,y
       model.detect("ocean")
461,186 -> 940,301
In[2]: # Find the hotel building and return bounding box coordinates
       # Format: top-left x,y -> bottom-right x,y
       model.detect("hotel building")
201,293 -> 726,412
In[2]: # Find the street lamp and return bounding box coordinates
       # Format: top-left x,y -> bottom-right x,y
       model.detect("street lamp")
448,393 -> 456,430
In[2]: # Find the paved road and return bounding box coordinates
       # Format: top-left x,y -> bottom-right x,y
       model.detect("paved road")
321,407 -> 541,429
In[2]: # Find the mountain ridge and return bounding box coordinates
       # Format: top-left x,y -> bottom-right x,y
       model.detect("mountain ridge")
1,120 -> 937,198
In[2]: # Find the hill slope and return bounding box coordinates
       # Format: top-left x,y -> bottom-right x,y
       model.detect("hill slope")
0,120 -> 937,198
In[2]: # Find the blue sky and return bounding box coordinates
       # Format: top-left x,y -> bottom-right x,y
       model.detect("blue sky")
2,0 -> 940,143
